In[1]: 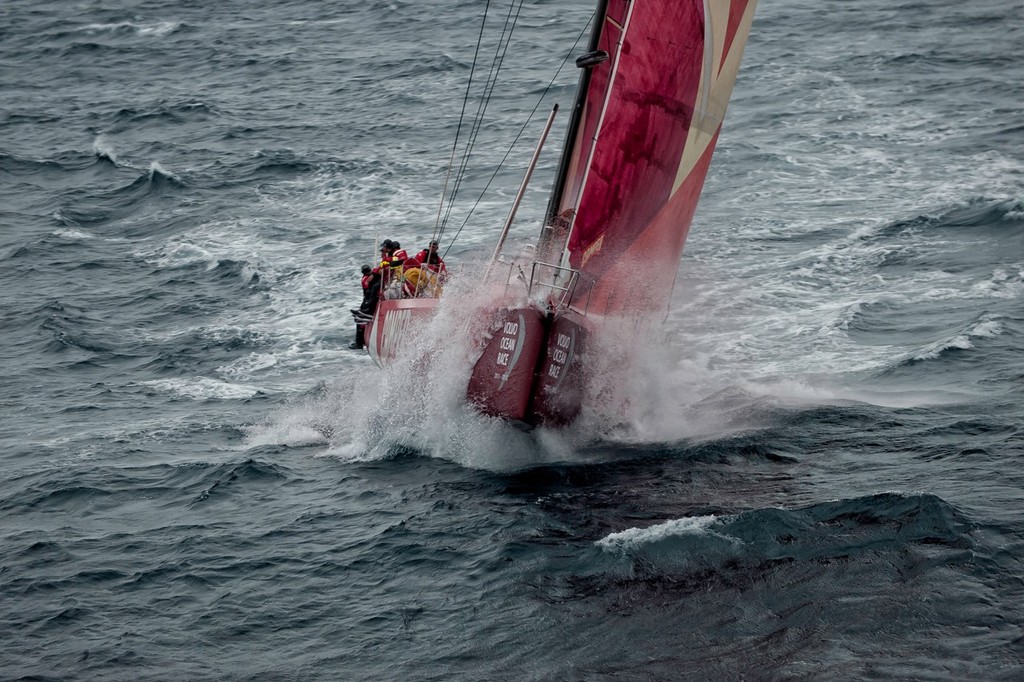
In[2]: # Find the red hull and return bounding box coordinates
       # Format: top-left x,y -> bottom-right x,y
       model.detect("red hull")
365,296 -> 590,427
466,306 -> 547,422
464,305 -> 591,427
527,311 -> 589,427
365,298 -> 441,368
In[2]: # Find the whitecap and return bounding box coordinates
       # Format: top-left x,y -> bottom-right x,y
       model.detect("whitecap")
148,161 -> 182,183
596,515 -> 725,552
137,21 -> 182,37
911,334 -> 975,361
970,268 -> 1023,300
52,228 -> 94,240
144,241 -> 214,269
93,135 -> 119,164
909,314 -> 1004,361
218,353 -> 279,379
77,21 -> 182,37
139,377 -> 262,400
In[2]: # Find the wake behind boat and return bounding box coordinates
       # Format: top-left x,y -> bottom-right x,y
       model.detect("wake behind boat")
363,0 -> 758,428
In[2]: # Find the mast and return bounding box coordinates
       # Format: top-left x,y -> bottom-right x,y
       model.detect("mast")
538,0 -> 610,249
562,0 -> 635,272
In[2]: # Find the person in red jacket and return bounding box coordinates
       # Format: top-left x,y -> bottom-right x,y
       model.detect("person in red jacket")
360,264 -> 373,291
414,240 -> 447,276
388,240 -> 408,271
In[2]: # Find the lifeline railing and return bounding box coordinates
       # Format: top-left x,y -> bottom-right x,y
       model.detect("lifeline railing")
497,256 -> 594,315
528,261 -> 595,315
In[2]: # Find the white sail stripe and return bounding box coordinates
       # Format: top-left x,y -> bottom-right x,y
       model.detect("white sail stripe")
672,0 -> 757,195
700,0 -> 714,118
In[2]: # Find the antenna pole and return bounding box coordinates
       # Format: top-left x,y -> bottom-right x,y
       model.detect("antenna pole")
485,103 -> 559,279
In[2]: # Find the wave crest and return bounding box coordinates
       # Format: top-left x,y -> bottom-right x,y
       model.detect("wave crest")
596,492 -> 973,574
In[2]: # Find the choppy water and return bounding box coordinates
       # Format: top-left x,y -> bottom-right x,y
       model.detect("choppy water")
2,0 -> 1023,678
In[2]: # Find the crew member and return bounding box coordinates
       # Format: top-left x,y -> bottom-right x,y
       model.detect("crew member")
378,240 -> 395,269
381,240 -> 410,299
378,239 -> 396,290
350,265 -> 381,349
389,240 -> 408,272
415,240 -> 447,276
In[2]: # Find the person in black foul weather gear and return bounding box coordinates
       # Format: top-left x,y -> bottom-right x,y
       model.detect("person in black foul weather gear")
349,264 -> 380,350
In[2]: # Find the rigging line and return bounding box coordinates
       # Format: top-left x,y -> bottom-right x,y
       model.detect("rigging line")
437,0 -> 500,235
438,0 -> 520,240
440,9 -> 520,246
441,12 -> 596,259
439,4 -> 516,239
438,0 -> 523,236
433,0 -> 493,234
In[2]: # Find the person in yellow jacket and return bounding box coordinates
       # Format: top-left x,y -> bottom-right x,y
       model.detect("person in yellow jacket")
400,257 -> 443,298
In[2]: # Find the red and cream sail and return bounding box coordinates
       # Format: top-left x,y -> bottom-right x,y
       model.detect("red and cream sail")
547,0 -> 758,316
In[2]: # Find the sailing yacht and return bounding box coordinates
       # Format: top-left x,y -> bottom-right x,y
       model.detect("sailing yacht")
365,0 -> 759,427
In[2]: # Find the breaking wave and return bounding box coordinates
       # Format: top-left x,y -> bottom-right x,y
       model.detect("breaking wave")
596,492 -> 975,575
74,21 -> 186,37
905,314 -> 1005,363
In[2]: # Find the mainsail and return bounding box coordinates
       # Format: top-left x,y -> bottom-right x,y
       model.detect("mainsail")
544,0 -> 758,316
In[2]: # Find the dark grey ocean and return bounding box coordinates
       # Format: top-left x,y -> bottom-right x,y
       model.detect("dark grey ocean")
2,0 -> 1023,678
